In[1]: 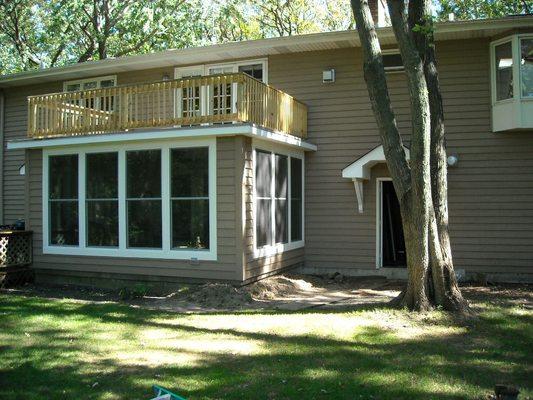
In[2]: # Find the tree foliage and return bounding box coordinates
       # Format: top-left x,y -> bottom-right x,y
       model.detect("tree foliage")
0,0 -> 529,74
437,0 -> 530,20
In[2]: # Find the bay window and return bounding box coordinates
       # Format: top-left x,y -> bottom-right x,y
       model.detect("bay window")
255,148 -> 304,254
43,139 -> 216,260
491,35 -> 533,132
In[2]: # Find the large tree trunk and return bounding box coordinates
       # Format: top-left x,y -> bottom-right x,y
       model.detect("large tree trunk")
351,0 -> 469,312
407,0 -> 469,312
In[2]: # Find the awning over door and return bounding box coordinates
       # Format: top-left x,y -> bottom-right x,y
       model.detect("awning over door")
342,144 -> 410,213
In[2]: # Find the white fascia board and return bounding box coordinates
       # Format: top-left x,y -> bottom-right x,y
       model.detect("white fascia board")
342,144 -> 409,180
7,124 -> 317,152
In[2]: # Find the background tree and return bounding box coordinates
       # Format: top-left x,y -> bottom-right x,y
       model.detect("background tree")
350,0 -> 469,312
438,0 -> 530,20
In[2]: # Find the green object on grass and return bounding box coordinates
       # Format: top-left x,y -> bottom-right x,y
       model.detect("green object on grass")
152,384 -> 187,400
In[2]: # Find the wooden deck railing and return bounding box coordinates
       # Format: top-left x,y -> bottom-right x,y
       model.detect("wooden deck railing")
27,73 -> 307,139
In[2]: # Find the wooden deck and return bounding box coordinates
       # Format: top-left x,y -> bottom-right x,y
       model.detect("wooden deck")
27,73 -> 307,139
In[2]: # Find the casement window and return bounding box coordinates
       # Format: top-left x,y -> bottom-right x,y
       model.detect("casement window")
254,147 -> 304,256
48,154 -> 79,246
494,41 -> 514,101
86,152 -> 119,247
43,138 -> 217,260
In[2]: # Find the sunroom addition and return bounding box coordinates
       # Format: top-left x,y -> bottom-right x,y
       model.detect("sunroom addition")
491,34 -> 533,132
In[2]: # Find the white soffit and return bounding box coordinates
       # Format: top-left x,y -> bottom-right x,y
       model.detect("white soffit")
0,15 -> 532,88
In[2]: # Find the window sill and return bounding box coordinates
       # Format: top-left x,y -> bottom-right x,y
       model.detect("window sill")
253,240 -> 304,259
43,245 -> 217,261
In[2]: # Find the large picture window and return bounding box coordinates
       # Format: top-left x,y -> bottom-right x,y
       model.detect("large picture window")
255,148 -> 304,254
43,139 -> 216,260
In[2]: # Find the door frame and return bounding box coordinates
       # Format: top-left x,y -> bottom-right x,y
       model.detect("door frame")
375,177 -> 393,269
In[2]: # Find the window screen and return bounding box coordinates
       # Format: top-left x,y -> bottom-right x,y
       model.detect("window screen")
171,147 -> 210,249
49,155 -> 79,246
86,152 -> 118,247
126,150 -> 162,248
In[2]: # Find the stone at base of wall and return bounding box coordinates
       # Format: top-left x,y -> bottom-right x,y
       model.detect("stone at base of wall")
299,266 -> 533,284
34,268 -> 238,293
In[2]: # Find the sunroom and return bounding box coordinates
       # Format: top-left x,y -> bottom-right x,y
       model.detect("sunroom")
8,66 -> 315,283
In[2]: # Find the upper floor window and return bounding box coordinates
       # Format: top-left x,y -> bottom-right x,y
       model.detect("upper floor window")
64,76 -> 116,92
383,51 -> 404,72
521,38 -> 533,98
492,35 -> 533,103
494,41 -> 513,101
490,34 -> 533,132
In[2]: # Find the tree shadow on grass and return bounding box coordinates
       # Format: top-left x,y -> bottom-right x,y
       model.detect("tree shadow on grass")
0,292 -> 531,400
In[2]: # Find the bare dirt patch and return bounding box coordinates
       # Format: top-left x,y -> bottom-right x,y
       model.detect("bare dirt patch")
3,274 -> 530,313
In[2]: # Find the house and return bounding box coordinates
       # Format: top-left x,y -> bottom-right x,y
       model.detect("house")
1,10 -> 532,287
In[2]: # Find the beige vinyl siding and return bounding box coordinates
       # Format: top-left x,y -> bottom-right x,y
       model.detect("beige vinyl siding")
26,136 -> 242,281
241,137 -> 305,281
268,38 -> 533,279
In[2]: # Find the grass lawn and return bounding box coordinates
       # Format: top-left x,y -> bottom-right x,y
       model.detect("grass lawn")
0,286 -> 531,400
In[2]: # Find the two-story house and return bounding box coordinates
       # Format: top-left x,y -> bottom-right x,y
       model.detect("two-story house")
1,12 -> 532,287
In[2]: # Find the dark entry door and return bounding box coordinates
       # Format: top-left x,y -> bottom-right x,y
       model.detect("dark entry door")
382,181 -> 406,267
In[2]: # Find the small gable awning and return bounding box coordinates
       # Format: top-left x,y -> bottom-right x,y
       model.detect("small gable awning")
342,144 -> 409,213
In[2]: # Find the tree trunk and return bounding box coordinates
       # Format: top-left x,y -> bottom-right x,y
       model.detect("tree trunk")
351,0 -> 469,312
408,0 -> 470,312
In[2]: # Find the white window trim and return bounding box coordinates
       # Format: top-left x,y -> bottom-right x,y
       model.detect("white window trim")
252,139 -> 304,259
174,59 -> 268,84
382,49 -> 404,73
42,137 -> 217,261
490,34 -> 533,104
375,177 -> 393,269
63,75 -> 117,92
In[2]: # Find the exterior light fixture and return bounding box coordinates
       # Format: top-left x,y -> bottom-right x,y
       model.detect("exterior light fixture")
322,69 -> 335,83
162,73 -> 170,81
447,154 -> 459,167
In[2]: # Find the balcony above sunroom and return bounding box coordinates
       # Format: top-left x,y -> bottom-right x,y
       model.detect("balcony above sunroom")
24,72 -> 307,140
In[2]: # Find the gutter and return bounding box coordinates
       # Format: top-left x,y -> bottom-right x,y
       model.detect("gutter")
0,90 -> 4,224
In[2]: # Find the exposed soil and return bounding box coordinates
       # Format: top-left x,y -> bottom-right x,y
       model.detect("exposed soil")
2,273 -> 531,313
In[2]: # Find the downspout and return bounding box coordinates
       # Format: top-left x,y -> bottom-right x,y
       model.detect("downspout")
0,90 -> 4,225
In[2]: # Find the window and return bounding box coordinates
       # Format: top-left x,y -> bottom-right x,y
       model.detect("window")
290,158 -> 303,242
383,52 -> 403,72
490,35 -> 533,132
126,150 -> 162,248
254,148 -> 304,254
43,139 -> 216,260
49,155 -> 79,246
86,152 -> 118,247
171,147 -> 209,249
520,38 -> 533,98
239,64 -> 264,81
64,76 -> 116,110
255,150 -> 272,247
495,41 -> 513,101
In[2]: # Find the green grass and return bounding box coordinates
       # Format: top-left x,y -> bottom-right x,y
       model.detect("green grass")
0,287 -> 531,400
